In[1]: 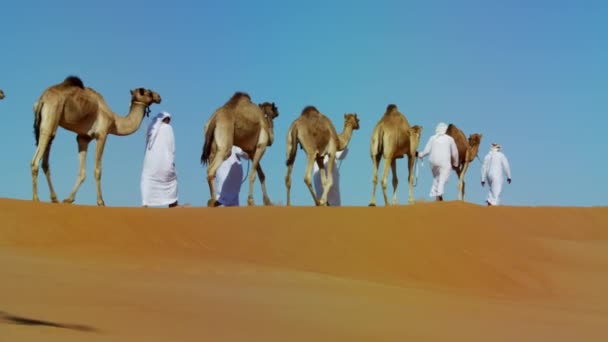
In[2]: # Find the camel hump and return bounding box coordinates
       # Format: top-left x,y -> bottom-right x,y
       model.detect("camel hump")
225,92 -> 251,107
62,76 -> 85,89
446,123 -> 459,135
384,104 -> 400,116
300,105 -> 319,116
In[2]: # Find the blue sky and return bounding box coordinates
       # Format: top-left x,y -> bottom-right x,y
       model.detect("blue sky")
1,0 -> 606,207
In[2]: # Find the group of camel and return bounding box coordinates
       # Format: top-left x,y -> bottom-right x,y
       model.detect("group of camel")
4,76 -> 482,207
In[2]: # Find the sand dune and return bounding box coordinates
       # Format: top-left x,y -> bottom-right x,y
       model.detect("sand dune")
1,198 -> 607,341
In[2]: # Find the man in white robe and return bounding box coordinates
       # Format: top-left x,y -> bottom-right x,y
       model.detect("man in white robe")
214,146 -> 250,206
481,143 -> 512,206
312,147 -> 349,206
140,112 -> 179,207
416,122 -> 459,201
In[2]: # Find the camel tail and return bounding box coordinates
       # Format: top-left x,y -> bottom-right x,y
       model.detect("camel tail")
201,118 -> 216,166
285,124 -> 298,166
33,101 -> 43,146
370,126 -> 384,158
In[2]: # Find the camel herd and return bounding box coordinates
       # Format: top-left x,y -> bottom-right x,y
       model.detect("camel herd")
2,76 -> 483,207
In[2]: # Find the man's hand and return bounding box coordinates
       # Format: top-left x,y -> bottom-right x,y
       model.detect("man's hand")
507,178 -> 511,184
481,181 -> 485,187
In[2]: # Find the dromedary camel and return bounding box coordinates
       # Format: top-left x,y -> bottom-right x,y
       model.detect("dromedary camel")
201,92 -> 279,207
285,106 -> 360,206
368,104 -> 423,206
446,123 -> 482,201
0,89 -> 5,100
31,76 -> 161,206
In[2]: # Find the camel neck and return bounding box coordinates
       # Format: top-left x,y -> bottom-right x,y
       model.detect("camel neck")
109,101 -> 148,136
338,125 -> 354,151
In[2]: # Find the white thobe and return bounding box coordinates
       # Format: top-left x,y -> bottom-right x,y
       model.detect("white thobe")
141,117 -> 178,206
418,134 -> 459,197
312,147 -> 349,206
214,146 -> 249,206
481,150 -> 511,205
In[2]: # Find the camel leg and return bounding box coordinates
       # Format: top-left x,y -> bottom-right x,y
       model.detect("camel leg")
459,161 -> 470,201
256,162 -> 272,206
304,153 -> 321,206
247,147 -> 266,206
381,158 -> 392,206
391,159 -> 399,205
369,154 -> 381,206
318,153 -> 335,207
31,132 -> 54,202
41,136 -> 59,203
407,154 -> 416,204
285,161 -> 295,207
206,147 -> 229,207
64,135 -> 92,204
93,134 -> 108,206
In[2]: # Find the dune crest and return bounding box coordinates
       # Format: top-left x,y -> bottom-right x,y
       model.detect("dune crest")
1,198 -> 607,341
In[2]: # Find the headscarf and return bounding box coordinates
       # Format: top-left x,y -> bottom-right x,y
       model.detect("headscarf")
146,111 -> 171,150
435,122 -> 448,135
490,143 -> 501,152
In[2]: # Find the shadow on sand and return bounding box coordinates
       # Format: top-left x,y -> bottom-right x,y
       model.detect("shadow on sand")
1,310 -> 97,332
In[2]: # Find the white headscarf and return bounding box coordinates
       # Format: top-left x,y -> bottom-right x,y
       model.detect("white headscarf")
146,111 -> 171,150
435,122 -> 448,135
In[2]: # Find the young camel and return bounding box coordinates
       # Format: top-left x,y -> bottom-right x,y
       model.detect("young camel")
201,92 -> 279,207
31,76 -> 161,206
369,104 -> 423,206
446,123 -> 482,201
285,106 -> 360,206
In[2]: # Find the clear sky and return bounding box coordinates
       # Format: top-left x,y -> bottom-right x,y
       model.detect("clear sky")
1,0 -> 606,207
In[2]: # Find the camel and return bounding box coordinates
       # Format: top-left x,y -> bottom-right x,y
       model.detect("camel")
368,104 -> 423,206
31,76 -> 161,206
285,106 -> 360,206
446,123 -> 482,201
0,89 -> 5,100
201,92 -> 279,207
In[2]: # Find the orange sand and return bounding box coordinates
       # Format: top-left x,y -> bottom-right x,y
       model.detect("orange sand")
1,198 -> 607,341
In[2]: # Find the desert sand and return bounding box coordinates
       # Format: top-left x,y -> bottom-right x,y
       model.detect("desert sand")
1,197 -> 607,341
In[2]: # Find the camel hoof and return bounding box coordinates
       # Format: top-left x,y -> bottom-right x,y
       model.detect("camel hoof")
62,198 -> 74,204
263,197 -> 272,206
97,201 -> 105,207
368,203 -> 376,207
207,199 -> 217,207
247,198 -> 255,206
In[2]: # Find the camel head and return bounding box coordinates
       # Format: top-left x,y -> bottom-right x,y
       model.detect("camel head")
467,133 -> 483,161
409,125 -> 423,153
130,88 -> 162,117
0,89 -> 4,100
259,102 -> 279,122
343,113 -> 360,130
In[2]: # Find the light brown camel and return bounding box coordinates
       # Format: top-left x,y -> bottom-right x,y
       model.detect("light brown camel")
31,76 -> 161,206
446,123 -> 482,201
285,106 -> 360,206
201,92 -> 279,207
0,89 -> 4,100
368,104 -> 423,206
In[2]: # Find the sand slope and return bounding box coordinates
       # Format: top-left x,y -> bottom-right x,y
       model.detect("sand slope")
1,198 -> 607,341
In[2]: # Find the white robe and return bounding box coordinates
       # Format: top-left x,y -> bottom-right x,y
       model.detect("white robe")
418,128 -> 459,198
214,146 -> 249,206
312,147 -> 349,206
481,150 -> 511,205
141,112 -> 178,206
